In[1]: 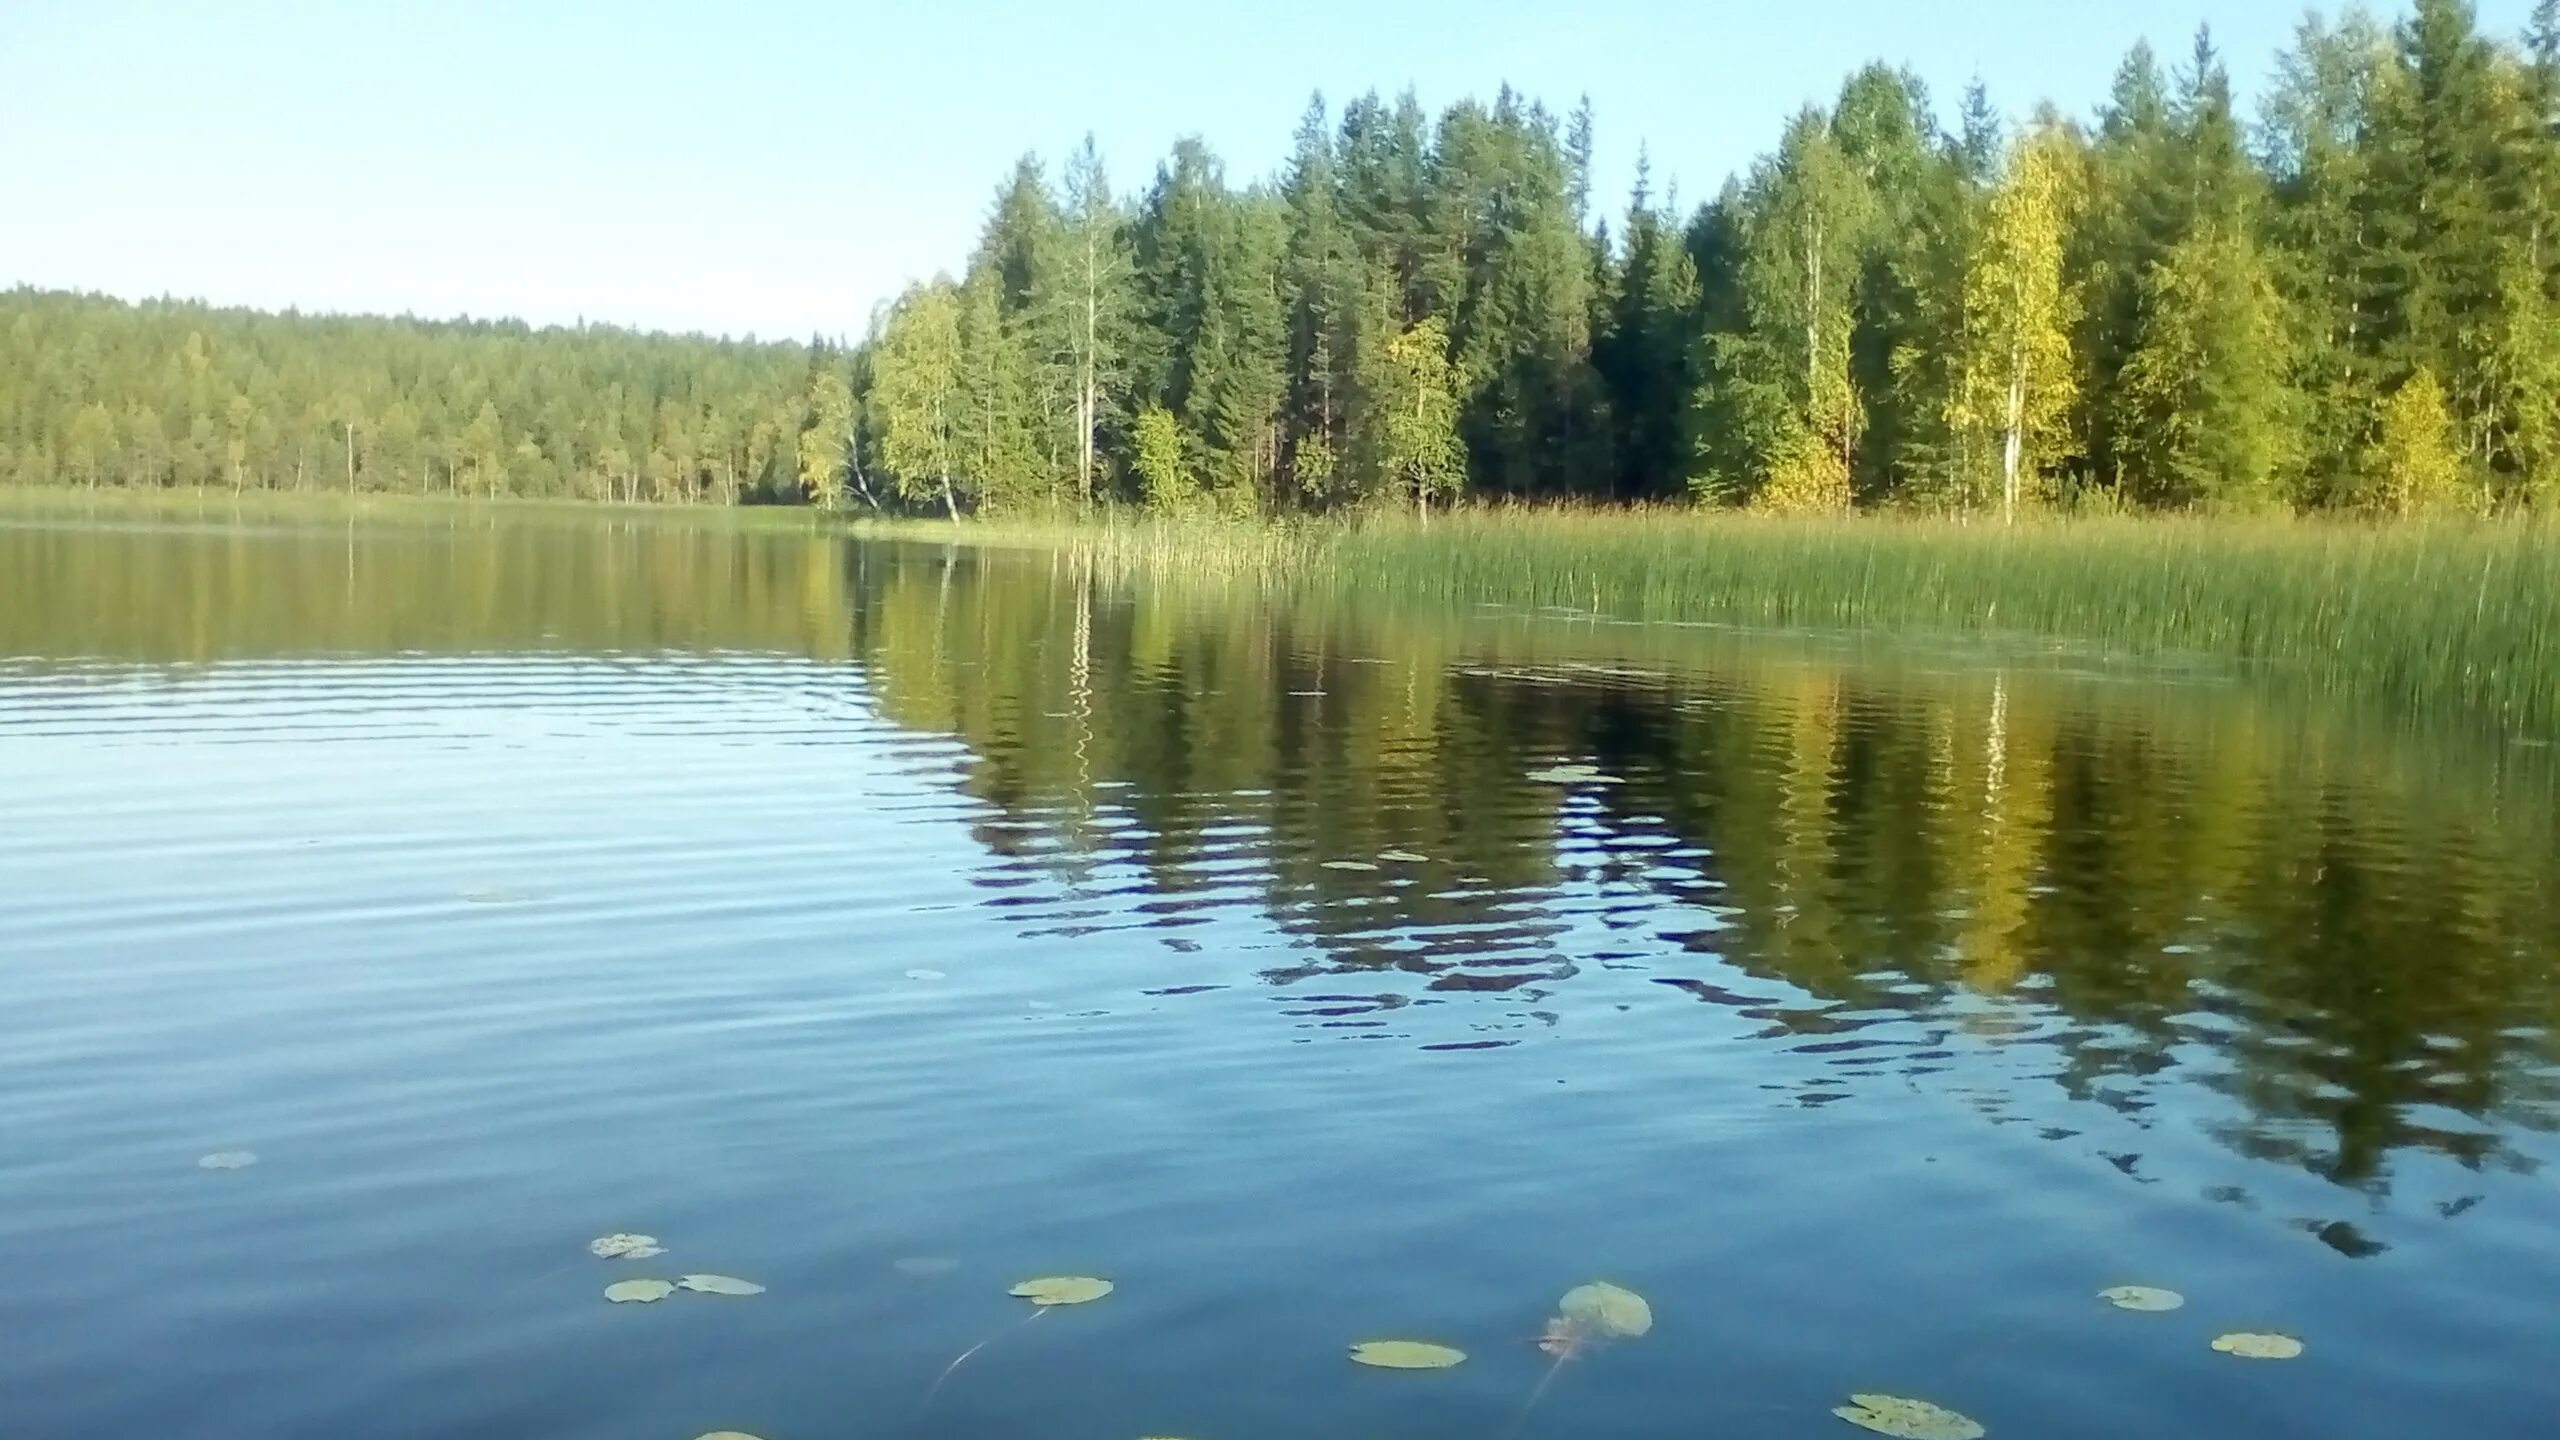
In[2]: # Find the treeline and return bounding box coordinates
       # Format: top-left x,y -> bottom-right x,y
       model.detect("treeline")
854,0 -> 2560,516
0,293 -> 827,502
5,0 -> 2555,517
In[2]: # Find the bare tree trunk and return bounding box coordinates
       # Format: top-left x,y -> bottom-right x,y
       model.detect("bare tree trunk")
2001,332 -> 2026,524
1080,225 -> 1098,506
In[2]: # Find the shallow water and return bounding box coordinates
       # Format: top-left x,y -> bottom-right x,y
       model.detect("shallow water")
4,513 -> 2559,1439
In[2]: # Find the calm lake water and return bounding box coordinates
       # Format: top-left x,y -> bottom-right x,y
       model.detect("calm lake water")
5,512 -> 2560,1440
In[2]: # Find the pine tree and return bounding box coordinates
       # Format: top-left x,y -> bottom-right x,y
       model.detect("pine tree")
2261,10 -> 2389,502
2364,0 -> 2511,468
2071,40 -> 2177,491
1593,154 -> 1702,498
1280,94 -> 1359,503
2119,223 -> 2293,507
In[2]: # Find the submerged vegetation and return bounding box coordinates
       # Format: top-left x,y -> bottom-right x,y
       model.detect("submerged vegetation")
7,1 -> 2558,522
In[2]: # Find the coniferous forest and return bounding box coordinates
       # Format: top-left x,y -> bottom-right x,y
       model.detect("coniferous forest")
5,0 -> 2556,518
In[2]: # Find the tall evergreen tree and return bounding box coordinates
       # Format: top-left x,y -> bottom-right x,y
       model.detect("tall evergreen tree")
1594,155 -> 1702,498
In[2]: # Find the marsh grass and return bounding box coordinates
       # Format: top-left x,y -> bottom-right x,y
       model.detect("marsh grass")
13,488 -> 2547,734
855,506 -> 2560,735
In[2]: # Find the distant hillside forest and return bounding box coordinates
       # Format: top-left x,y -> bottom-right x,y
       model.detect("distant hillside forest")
6,0 -> 2557,517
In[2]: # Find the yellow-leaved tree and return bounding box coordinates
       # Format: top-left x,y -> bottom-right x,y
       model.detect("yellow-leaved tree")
1950,122 -> 2080,522
2367,369 -> 2476,516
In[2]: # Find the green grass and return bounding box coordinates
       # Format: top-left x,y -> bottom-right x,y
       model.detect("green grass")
855,507 -> 2560,737
13,487 -> 2552,735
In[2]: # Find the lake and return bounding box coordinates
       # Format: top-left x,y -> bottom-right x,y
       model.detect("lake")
4,510 -> 2558,1439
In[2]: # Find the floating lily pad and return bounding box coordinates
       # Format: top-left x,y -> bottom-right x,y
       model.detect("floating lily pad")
197,1150 -> 258,1171
1010,1275 -> 1113,1306
2099,1285 -> 2184,1312
2212,1332 -> 2303,1360
894,1256 -> 959,1277
906,968 -> 947,981
1833,1393 -> 1985,1439
1349,1340 -> 1467,1369
678,1274 -> 766,1296
589,1233 -> 663,1260
1321,860 -> 1378,872
1527,764 -> 1620,785
604,1279 -> 676,1304
1558,1281 -> 1652,1338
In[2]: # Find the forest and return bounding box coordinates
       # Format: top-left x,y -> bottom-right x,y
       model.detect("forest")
3,0 -> 2555,518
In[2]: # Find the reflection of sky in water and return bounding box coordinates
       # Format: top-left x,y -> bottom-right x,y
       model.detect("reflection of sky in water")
3,518 -> 2559,1438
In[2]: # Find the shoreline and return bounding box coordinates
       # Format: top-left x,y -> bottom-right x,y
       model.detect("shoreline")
8,488 -> 2554,736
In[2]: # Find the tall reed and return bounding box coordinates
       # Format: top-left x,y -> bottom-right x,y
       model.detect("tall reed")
856,507 -> 2560,736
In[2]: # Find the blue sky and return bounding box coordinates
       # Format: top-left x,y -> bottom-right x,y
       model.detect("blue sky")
2,1 -> 2539,342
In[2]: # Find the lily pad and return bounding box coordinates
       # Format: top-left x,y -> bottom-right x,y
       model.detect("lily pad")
1528,764 -> 1621,785
678,1274 -> 766,1296
604,1279 -> 676,1304
589,1233 -> 663,1260
1010,1275 -> 1114,1306
1349,1340 -> 1467,1369
1833,1393 -> 1986,1440
197,1150 -> 258,1171
1558,1281 -> 1653,1338
2099,1285 -> 2184,1312
2212,1332 -> 2303,1360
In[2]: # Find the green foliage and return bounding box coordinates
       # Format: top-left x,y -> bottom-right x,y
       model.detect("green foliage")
798,369 -> 854,510
2366,368 -> 2477,514
2119,223 -> 2294,508
871,282 -> 968,517
1371,316 -> 1465,512
1752,426 -> 1853,514
0,289 -> 813,501
14,4 -> 2560,519
1130,405 -> 1192,508
1950,123 -> 2082,517
875,505 -> 2560,735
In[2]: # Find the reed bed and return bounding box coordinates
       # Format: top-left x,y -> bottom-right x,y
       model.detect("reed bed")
859,507 -> 2560,736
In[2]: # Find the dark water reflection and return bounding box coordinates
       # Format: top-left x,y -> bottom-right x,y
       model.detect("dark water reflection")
4,512 -> 2559,1438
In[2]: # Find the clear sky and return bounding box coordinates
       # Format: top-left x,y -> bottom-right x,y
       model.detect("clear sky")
2,1 -> 2539,343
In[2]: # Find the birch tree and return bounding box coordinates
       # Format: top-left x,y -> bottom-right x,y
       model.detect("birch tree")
1950,123 -> 2079,520
872,282 -> 967,518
